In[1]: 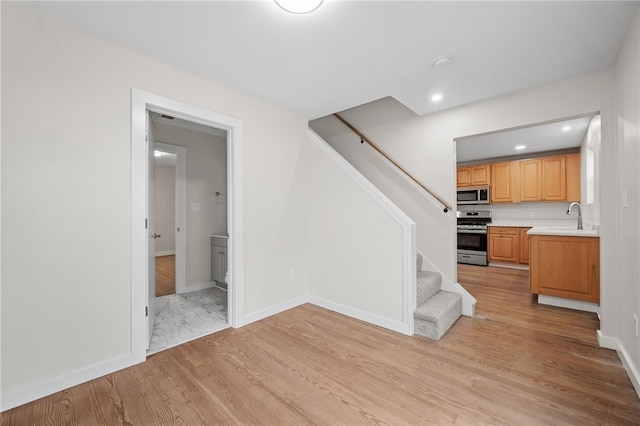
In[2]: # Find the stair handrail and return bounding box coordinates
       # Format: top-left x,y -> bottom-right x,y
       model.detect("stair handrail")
333,113 -> 453,213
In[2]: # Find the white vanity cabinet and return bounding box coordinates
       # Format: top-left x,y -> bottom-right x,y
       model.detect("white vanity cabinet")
210,235 -> 228,289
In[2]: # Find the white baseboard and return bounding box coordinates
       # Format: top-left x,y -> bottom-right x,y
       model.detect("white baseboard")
0,352 -> 142,412
537,295 -> 598,313
596,331 -> 640,399
618,343 -> 640,399
177,281 -> 216,294
597,330 -> 618,349
156,251 -> 175,257
238,295 -> 309,327
308,295 -> 411,335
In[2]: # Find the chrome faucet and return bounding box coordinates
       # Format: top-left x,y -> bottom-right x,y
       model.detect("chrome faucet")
566,202 -> 583,230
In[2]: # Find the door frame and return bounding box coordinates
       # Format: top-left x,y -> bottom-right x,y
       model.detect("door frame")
131,89 -> 244,361
154,142 -> 187,294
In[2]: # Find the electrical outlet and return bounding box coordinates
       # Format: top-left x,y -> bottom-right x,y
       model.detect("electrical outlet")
191,202 -> 200,211
634,314 -> 638,337
289,268 -> 296,280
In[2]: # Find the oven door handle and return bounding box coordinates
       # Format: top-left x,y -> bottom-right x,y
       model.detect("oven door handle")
457,229 -> 488,235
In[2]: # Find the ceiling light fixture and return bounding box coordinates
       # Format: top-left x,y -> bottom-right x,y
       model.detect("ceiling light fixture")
431,93 -> 443,102
432,55 -> 453,69
562,125 -> 571,131
275,0 -> 323,14
154,151 -> 163,157
515,145 -> 526,150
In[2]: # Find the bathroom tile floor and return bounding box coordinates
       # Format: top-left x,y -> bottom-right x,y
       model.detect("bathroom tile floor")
148,286 -> 228,355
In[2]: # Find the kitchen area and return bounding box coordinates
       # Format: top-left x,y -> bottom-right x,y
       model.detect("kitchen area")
456,114 -> 601,312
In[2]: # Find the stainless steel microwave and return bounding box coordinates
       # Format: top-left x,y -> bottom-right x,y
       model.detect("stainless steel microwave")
457,186 -> 490,205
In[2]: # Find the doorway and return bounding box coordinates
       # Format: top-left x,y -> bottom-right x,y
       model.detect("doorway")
131,89 -> 244,361
153,144 -> 179,297
148,121 -> 229,354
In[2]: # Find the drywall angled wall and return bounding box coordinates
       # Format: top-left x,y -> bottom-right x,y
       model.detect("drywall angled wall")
305,132 -> 415,334
1,2 -> 309,406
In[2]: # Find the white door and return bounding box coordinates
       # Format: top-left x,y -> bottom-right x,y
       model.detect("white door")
147,112 -> 157,349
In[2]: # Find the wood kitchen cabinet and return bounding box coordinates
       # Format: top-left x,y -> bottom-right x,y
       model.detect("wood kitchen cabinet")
488,227 -> 518,262
518,227 -> 531,264
519,156 -> 566,202
529,235 -> 599,303
488,226 -> 531,265
490,162 -> 519,203
565,153 -> 581,201
457,164 -> 490,187
490,153 -> 580,204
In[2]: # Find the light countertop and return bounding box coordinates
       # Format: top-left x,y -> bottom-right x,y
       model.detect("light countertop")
527,226 -> 599,237
489,219 -> 578,228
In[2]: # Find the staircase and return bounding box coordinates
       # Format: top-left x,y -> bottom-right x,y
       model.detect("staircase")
414,254 -> 462,340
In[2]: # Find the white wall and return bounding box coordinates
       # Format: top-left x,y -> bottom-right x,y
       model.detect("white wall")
611,8 -> 640,394
155,165 -> 176,254
153,122 -> 226,288
1,2 -> 309,399
459,202 -> 582,223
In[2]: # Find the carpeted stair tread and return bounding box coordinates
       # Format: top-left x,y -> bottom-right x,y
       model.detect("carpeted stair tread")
414,290 -> 461,321
414,290 -> 462,340
416,271 -> 442,306
414,253 -> 461,340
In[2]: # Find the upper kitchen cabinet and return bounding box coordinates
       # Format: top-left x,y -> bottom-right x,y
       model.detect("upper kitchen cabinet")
520,156 -> 566,202
490,153 -> 580,204
490,161 -> 519,203
457,164 -> 490,188
565,153 -> 581,202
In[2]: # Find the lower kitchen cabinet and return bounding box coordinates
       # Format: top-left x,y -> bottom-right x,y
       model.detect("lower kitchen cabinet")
488,226 -> 532,265
488,227 -> 518,262
529,235 -> 600,303
518,227 -> 531,264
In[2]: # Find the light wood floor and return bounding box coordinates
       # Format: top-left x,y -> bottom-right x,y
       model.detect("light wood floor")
3,265 -> 639,424
155,255 -> 175,297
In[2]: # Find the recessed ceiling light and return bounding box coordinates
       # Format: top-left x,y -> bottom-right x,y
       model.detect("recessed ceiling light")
562,125 -> 571,131
275,0 -> 323,14
515,145 -> 526,150
431,93 -> 443,102
154,150 -> 163,157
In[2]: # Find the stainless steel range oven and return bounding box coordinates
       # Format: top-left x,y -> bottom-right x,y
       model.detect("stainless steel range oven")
457,210 -> 492,266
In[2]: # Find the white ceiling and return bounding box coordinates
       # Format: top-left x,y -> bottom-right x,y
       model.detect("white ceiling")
309,96 -> 595,162
456,114 -> 595,163
27,1 -> 638,120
